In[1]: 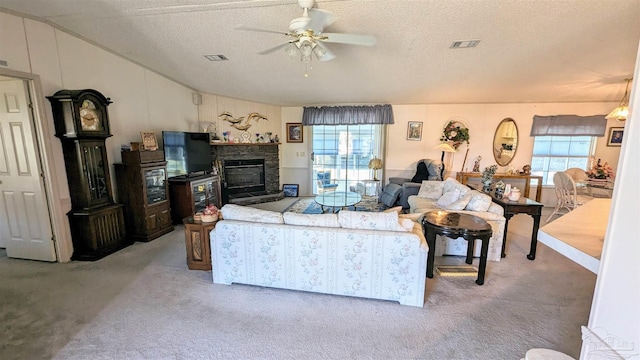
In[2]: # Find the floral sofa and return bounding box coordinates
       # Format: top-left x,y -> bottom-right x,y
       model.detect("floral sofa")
210,204 -> 428,307
408,178 -> 506,262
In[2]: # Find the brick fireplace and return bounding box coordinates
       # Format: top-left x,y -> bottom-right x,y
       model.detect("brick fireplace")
211,143 -> 284,205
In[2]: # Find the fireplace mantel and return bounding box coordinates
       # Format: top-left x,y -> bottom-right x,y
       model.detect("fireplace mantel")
211,142 -> 281,146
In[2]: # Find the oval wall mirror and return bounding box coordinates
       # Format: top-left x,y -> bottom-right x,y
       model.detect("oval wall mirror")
493,118 -> 519,166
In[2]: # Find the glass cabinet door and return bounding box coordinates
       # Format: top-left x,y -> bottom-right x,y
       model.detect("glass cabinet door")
144,168 -> 167,204
192,181 -> 208,213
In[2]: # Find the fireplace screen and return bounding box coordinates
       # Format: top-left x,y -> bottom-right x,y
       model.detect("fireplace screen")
224,159 -> 265,194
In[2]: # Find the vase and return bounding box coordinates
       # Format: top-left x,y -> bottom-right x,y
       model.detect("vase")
482,181 -> 492,192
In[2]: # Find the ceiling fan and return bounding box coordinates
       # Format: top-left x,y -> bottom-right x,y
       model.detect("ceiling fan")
237,0 -> 377,64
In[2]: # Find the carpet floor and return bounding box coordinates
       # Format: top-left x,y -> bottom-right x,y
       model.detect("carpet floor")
0,202 -> 595,360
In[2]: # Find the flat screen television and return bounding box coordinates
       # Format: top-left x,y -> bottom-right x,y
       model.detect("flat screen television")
162,131 -> 212,178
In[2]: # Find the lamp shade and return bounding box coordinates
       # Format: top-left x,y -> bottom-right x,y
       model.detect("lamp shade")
606,78 -> 633,121
434,142 -> 457,153
606,106 -> 629,121
368,157 -> 383,170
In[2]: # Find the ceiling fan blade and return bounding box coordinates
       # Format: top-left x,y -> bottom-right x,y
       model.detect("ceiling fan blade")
307,8 -> 337,33
315,42 -> 335,62
236,24 -> 288,36
321,33 -> 377,46
257,41 -> 293,55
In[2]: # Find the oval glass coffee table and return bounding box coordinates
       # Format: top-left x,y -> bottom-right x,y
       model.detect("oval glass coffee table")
314,191 -> 362,213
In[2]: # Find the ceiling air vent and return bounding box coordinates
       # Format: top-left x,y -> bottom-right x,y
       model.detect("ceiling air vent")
204,54 -> 228,61
450,40 -> 481,49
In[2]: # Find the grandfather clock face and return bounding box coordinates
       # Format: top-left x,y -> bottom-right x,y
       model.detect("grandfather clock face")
79,100 -> 102,132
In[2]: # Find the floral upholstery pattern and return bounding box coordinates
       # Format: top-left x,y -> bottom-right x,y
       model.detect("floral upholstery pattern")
465,190 -> 493,212
283,212 -> 340,228
337,210 -> 409,232
220,204 -> 284,224
211,220 -> 428,307
417,181 -> 445,199
408,178 -> 506,262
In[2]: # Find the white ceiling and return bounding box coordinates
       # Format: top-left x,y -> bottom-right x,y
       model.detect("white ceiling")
1,0 -> 639,106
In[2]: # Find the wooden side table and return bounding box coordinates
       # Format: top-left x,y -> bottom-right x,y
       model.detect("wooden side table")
183,216 -> 217,270
422,210 -> 493,285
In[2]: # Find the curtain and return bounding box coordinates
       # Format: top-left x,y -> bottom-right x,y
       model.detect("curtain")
302,104 -> 394,125
530,115 -> 607,136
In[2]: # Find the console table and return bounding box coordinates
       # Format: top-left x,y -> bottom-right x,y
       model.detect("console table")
456,172 -> 543,202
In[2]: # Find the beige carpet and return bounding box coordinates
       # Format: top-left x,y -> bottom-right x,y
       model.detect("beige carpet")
1,202 -> 596,360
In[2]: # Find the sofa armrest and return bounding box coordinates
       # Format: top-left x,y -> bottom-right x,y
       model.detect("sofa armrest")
399,182 -> 422,209
389,177 -> 411,186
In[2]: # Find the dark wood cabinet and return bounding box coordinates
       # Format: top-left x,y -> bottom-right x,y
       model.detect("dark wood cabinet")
115,150 -> 174,242
48,89 -> 130,261
182,216 -> 216,270
168,174 -> 221,224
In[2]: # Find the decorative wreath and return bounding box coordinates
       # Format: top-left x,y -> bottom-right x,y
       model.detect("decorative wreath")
440,120 -> 470,150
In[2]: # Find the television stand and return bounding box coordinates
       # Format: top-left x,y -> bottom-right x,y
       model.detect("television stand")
168,174 -> 221,224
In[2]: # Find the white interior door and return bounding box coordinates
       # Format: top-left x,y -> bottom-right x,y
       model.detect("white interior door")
0,78 -> 56,261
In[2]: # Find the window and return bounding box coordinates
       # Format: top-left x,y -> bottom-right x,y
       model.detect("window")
312,124 -> 383,194
531,136 -> 595,185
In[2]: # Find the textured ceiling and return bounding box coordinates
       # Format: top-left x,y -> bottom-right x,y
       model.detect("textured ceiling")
1,0 -> 639,106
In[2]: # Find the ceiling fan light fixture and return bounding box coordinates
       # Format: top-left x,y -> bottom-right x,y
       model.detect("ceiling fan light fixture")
285,43 -> 298,58
299,42 -> 313,57
606,78 -> 633,122
312,44 -> 326,59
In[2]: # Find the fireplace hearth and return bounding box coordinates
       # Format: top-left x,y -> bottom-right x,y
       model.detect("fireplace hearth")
211,144 -> 283,205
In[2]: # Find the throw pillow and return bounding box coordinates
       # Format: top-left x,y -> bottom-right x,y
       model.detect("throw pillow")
436,188 -> 461,208
219,204 -> 284,224
383,206 -> 403,214
445,191 -> 473,211
338,210 -> 408,232
464,190 -> 493,212
283,212 -> 340,228
399,213 -> 425,222
442,178 -> 469,197
417,180 -> 444,200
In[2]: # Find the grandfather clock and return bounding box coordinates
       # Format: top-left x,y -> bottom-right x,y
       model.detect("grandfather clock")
48,89 -> 130,260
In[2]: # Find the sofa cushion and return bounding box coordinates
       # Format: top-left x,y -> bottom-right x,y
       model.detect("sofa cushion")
465,190 -> 493,212
383,206 -> 403,214
338,210 -> 408,232
417,180 -> 444,200
443,177 -> 469,196
444,191 -> 473,211
436,188 -> 461,208
220,204 -> 284,224
283,212 -> 340,228
380,183 -> 402,207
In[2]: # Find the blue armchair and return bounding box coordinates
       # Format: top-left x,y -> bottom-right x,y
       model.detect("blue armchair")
316,171 -> 338,193
388,159 -> 443,209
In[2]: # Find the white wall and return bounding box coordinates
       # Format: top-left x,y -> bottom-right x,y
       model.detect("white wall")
1,11 -> 198,261
281,103 -> 623,204
580,44 -> 639,359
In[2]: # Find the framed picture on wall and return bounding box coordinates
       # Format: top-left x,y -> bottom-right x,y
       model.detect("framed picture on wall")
283,184 -> 299,197
286,123 -> 303,143
407,121 -> 423,141
607,127 -> 624,147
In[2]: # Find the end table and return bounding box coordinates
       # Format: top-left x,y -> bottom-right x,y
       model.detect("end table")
183,216 -> 217,270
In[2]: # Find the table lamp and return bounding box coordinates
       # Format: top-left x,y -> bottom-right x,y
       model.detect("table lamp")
368,157 -> 383,180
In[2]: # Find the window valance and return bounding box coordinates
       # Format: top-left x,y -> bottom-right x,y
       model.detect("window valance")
530,115 -> 607,136
302,104 -> 394,125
